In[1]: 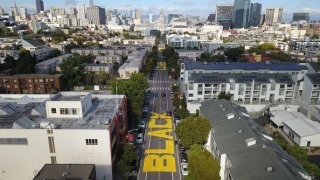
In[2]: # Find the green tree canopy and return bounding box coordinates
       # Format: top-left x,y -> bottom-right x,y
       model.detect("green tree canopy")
176,116 -> 211,148
116,144 -> 137,178
12,49 -> 37,74
111,73 -> 148,125
218,91 -> 231,100
224,46 -> 245,61
249,43 -> 276,55
186,144 -> 220,180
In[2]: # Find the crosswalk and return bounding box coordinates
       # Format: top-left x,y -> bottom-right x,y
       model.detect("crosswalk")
148,80 -> 170,84
148,87 -> 171,91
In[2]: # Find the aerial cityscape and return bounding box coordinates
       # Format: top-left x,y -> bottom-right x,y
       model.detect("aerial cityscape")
0,0 -> 320,179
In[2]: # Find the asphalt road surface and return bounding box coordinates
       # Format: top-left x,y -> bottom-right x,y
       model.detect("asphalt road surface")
138,69 -> 181,180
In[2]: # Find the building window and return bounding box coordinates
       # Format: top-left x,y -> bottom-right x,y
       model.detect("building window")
60,108 -> 69,115
47,130 -> 53,134
86,139 -> 98,145
188,94 -> 194,97
198,91 -> 203,95
51,108 -> 57,114
50,156 -> 57,164
48,137 -> 56,153
72,108 -> 78,115
0,138 -> 28,145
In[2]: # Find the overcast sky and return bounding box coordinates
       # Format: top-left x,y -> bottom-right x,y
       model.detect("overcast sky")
2,0 -> 320,21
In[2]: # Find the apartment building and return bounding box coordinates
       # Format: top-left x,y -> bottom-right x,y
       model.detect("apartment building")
94,55 -> 123,64
71,48 -> 129,57
200,99 -> 310,180
85,63 -> 113,74
0,74 -> 64,94
0,92 -> 127,180
186,73 -> 296,105
176,50 -> 202,61
118,50 -> 147,79
301,74 -> 320,104
290,41 -> 320,52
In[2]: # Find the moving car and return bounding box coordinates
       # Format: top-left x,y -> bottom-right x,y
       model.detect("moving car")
161,92 -> 166,97
181,163 -> 189,176
166,111 -> 172,116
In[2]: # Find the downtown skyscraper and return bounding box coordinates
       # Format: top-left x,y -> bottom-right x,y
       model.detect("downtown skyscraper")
216,4 -> 234,29
249,3 -> 262,27
266,8 -> 283,25
36,0 -> 44,13
233,0 -> 251,28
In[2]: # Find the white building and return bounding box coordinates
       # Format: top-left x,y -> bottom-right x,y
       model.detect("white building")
166,34 -> 200,49
0,92 -> 127,180
301,74 -> 320,104
71,48 -> 129,56
118,50 -> 147,79
186,72 -> 296,106
202,42 -> 241,53
85,63 -> 113,74
270,111 -> 320,147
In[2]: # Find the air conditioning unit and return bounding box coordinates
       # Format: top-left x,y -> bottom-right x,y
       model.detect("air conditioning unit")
245,137 -> 256,147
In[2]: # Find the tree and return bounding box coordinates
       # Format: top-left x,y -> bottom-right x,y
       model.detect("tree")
224,46 -> 245,61
176,107 -> 190,119
176,116 -> 211,148
311,34 -> 320,40
186,144 -> 220,180
116,144 -> 137,178
13,49 -> 37,74
218,91 -> 231,100
111,73 -> 148,126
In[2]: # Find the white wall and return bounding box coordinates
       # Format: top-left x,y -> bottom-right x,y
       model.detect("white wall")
0,129 -> 112,180
300,135 -> 320,147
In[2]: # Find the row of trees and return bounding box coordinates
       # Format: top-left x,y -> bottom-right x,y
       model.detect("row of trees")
111,73 -> 148,127
162,47 -> 180,79
176,116 -> 220,179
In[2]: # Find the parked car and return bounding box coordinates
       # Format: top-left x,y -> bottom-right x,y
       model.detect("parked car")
180,152 -> 188,163
138,121 -> 146,128
166,111 -> 172,116
143,107 -> 149,113
181,162 -> 189,176
136,133 -> 144,144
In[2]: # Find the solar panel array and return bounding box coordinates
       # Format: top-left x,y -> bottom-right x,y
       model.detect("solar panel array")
307,74 -> 320,84
185,62 -> 306,71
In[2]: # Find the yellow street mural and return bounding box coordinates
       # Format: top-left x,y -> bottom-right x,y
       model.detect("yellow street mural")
143,112 -> 176,172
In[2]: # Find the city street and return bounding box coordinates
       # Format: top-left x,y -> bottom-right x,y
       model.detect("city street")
138,69 -> 181,180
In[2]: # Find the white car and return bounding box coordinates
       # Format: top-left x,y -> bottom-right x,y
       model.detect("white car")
138,121 -> 146,129
181,162 -> 189,176
136,133 -> 144,144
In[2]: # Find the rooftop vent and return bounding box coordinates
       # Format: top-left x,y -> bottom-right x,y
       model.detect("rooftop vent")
238,129 -> 243,134
266,167 -> 273,172
226,113 -> 234,119
245,137 -> 256,147
219,105 -> 223,107
222,108 -> 226,111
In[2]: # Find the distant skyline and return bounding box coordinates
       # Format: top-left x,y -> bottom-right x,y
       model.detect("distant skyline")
2,0 -> 320,21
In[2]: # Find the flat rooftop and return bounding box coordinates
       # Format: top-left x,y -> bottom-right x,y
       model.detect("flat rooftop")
33,164 -> 95,180
0,92 -> 124,130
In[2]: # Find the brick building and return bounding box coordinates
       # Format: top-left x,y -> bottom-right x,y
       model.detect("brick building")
0,74 -> 64,94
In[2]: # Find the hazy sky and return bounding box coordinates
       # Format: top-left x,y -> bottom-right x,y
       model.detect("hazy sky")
2,0 -> 320,20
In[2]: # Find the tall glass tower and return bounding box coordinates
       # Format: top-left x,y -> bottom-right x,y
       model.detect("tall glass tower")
233,0 -> 251,28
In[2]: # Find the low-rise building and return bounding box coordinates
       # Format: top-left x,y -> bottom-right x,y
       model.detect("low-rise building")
35,54 -> 73,74
186,73 -> 296,105
0,92 -> 127,180
22,38 -> 45,51
270,111 -> 320,147
301,74 -> 320,104
118,50 -> 147,79
85,63 -> 113,74
176,50 -> 202,61
290,41 -> 320,52
200,99 -> 310,180
0,74 -> 64,94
